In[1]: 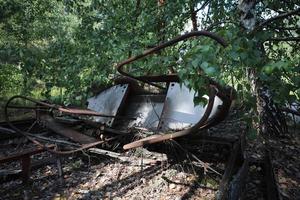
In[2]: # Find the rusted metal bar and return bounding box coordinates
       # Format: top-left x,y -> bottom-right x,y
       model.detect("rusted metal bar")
0,157 -> 62,183
39,114 -> 97,144
0,145 -> 54,164
116,31 -> 227,89
21,156 -> 31,183
57,107 -> 135,119
5,95 -> 136,120
6,105 -> 48,110
0,145 -> 55,183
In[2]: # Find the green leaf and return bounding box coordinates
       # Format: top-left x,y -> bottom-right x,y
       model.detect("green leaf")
200,61 -> 208,69
191,59 -> 199,68
201,45 -> 210,53
229,51 -> 239,61
205,67 -> 217,76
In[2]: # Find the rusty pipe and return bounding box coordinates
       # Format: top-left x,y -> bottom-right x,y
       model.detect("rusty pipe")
116,31 -> 227,89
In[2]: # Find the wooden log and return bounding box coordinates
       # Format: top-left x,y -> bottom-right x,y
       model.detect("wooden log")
216,140 -> 242,200
228,157 -> 249,200
264,150 -> 281,200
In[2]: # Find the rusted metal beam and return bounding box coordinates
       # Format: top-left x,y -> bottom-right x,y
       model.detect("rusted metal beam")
0,156 -> 63,183
0,145 -> 54,164
5,95 -> 135,120
21,156 -> 31,183
0,145 -> 55,183
58,107 -> 135,119
39,114 -> 97,144
136,74 -> 180,83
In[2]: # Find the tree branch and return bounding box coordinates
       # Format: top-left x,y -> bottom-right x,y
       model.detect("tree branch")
206,20 -> 236,31
256,8 -> 300,30
190,2 -> 198,31
194,0 -> 210,13
281,107 -> 300,117
266,37 -> 300,42
272,26 -> 299,31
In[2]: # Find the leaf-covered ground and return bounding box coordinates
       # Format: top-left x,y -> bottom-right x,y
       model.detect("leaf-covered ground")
0,111 -> 300,200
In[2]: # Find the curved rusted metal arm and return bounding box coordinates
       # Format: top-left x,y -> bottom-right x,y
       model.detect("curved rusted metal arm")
116,31 -> 227,89
5,95 -> 135,119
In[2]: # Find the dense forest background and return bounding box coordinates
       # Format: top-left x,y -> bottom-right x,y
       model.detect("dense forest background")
0,0 -> 299,134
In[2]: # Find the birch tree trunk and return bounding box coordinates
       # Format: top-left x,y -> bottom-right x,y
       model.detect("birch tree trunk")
238,0 -> 288,137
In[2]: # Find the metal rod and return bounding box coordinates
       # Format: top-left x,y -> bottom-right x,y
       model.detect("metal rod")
116,31 -> 227,89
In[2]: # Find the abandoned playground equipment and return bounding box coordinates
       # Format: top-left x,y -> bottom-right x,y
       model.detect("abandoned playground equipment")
0,31 -> 281,199
3,31 -> 232,154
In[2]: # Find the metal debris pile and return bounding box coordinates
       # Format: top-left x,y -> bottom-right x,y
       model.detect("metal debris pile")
2,31 -> 233,155
0,31 -> 286,199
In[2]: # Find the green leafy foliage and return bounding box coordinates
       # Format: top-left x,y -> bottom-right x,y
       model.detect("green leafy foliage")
0,0 -> 299,109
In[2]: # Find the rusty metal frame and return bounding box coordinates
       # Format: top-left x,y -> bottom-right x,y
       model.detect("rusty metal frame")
4,30 -> 232,153
113,30 -> 230,149
4,96 -> 122,154
116,31 -> 227,89
0,145 -> 55,183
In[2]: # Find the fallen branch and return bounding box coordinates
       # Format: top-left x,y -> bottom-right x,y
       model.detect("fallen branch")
281,107 -> 300,116
191,154 -> 222,176
88,147 -> 167,165
171,140 -> 222,176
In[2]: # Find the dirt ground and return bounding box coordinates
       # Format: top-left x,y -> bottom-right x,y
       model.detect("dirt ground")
0,110 -> 300,200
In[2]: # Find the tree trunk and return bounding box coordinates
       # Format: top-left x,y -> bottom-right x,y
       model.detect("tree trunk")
239,0 -> 288,137
157,0 -> 166,42
247,68 -> 288,137
190,2 -> 198,31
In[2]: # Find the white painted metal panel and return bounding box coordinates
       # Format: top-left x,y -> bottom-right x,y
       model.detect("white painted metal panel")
159,82 -> 223,131
87,84 -> 129,126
